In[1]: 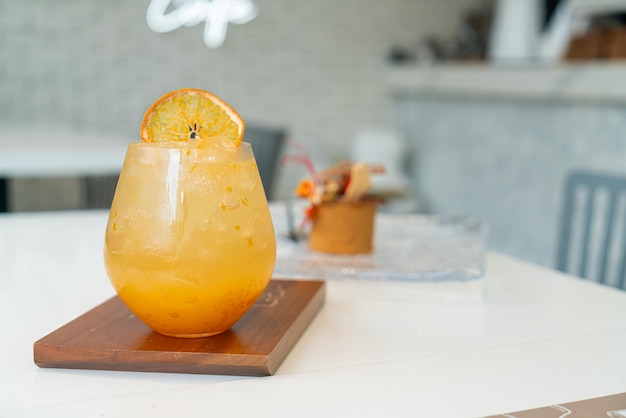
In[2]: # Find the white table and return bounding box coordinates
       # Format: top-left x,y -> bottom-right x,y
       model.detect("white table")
0,128 -> 128,211
1,208 -> 626,417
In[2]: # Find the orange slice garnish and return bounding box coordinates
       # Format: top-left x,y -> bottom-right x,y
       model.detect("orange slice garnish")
140,88 -> 245,146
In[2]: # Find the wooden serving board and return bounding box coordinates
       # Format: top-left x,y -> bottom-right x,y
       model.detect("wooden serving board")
34,279 -> 325,376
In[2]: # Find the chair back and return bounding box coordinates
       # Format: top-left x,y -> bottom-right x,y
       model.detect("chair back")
557,171 -> 626,289
243,125 -> 286,200
85,175 -> 118,209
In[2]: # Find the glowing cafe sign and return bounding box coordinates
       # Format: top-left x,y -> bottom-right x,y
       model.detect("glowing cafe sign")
146,0 -> 258,48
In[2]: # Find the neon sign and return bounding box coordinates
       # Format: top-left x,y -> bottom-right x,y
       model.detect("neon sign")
146,0 -> 258,49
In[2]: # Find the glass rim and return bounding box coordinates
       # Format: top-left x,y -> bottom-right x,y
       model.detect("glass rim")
127,140 -> 252,149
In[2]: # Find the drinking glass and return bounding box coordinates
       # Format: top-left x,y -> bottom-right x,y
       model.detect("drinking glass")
104,141 -> 276,338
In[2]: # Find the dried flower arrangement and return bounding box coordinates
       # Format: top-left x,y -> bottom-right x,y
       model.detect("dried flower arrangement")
283,139 -> 384,211
282,139 -> 385,254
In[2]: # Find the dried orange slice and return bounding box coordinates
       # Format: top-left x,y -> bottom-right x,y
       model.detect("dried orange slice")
140,88 -> 245,146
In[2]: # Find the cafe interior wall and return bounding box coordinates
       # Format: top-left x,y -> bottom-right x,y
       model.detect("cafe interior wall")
395,96 -> 626,269
0,0 -> 483,207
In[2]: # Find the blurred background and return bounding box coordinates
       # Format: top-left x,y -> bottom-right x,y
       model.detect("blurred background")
2,0 -> 626,273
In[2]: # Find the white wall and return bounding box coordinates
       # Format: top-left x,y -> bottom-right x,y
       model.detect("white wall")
0,0 -> 482,200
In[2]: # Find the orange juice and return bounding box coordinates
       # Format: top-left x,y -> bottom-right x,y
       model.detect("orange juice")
104,141 -> 276,337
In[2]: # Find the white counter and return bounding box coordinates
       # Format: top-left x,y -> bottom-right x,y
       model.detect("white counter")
0,127 -> 128,211
387,62 -> 626,103
0,127 -> 128,177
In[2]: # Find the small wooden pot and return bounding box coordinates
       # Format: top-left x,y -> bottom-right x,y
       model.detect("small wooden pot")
308,200 -> 378,255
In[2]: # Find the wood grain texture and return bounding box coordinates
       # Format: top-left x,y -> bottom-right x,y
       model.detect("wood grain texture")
34,279 -> 325,376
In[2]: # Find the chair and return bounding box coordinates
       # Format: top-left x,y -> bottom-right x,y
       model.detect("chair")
84,174 -> 119,209
243,125 -> 286,200
0,178 -> 7,212
557,171 -> 626,290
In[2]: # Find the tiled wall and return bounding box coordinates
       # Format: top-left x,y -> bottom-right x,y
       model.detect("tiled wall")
0,0 -> 481,205
395,95 -> 626,268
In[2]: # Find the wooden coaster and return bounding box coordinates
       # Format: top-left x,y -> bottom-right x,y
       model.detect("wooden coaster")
34,279 -> 325,376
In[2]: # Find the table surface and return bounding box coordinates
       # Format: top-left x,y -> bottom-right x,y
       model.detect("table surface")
1,206 -> 626,417
0,128 -> 128,177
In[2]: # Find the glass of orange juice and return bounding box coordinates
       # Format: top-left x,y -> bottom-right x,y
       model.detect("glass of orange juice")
103,89 -> 276,338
